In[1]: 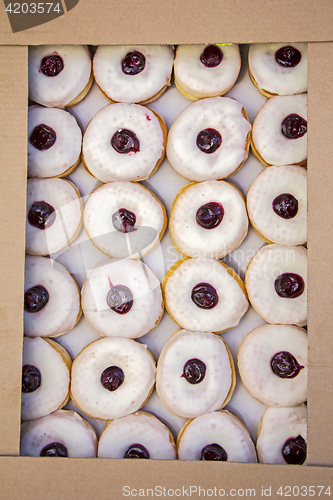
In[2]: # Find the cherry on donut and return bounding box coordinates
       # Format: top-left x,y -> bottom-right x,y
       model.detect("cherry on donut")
200,45 -> 223,68
24,285 -> 49,313
28,201 -> 56,230
272,193 -> 298,219
121,51 -> 146,75
274,273 -> 304,299
182,358 -> 206,384
196,128 -> 222,154
22,364 -> 41,393
275,46 -> 301,68
196,202 -> 224,229
124,444 -> 150,459
271,351 -> 304,379
282,435 -> 306,465
200,443 -> 228,461
191,282 -> 219,309
101,366 -> 125,392
281,114 -> 307,140
40,55 -> 64,77
30,124 -> 56,151
40,442 -> 68,457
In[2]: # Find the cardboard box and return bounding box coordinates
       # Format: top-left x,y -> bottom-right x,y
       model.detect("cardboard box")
1,1 -> 333,498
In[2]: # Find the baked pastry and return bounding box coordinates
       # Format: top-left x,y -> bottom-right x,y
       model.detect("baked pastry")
82,103 -> 167,183
177,410 -> 257,462
70,337 -> 156,420
166,97 -> 251,181
28,105 -> 82,178
21,337 -> 71,420
93,45 -> 174,104
246,165 -> 307,245
163,257 -> 248,333
98,411 -> 176,459
249,43 -> 308,97
24,255 -> 81,337
81,258 -> 163,339
156,330 -> 235,418
83,181 -> 167,259
20,409 -> 97,457
251,94 -> 307,167
26,178 -> 83,256
174,44 -> 241,100
238,324 -> 307,407
245,244 -> 307,326
28,45 -> 92,108
170,180 -> 248,259
257,405 -> 307,465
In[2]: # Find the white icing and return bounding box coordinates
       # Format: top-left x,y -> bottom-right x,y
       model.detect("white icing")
166,97 -> 251,181
28,105 -> 82,178
247,165 -> 307,245
93,45 -> 174,103
170,180 -> 248,259
156,330 -> 234,418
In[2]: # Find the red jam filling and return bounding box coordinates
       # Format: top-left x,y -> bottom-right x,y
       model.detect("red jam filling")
272,193 -> 298,219
24,285 -> 49,313
274,273 -> 304,299
112,208 -> 137,233
182,358 -> 206,384
191,282 -> 219,309
40,55 -> 64,77
111,129 -> 140,154
282,435 -> 306,465
101,366 -> 125,391
124,444 -> 150,459
281,114 -> 307,139
40,442 -> 68,457
271,351 -> 304,379
30,124 -> 56,151
106,282 -> 133,315
201,444 -> 228,461
121,51 -> 146,75
196,128 -> 222,154
22,364 -> 41,393
275,46 -> 301,68
196,202 -> 224,229
200,45 -> 223,68
28,201 -> 56,230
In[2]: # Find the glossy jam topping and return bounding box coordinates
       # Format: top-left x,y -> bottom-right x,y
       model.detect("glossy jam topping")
22,364 -> 41,393
200,45 -> 223,68
101,366 -> 125,392
271,351 -> 304,379
196,128 -> 222,154
24,285 -> 49,313
200,444 -> 228,461
40,55 -> 64,77
111,129 -> 140,154
106,281 -> 133,315
282,435 -> 306,465
121,51 -> 146,75
30,124 -> 56,151
40,442 -> 68,457
274,273 -> 305,299
182,358 -> 206,384
191,282 -> 219,309
124,444 -> 150,459
275,46 -> 302,68
272,193 -> 298,219
196,202 -> 224,229
28,201 -> 56,230
281,114 -> 307,140
112,208 -> 137,234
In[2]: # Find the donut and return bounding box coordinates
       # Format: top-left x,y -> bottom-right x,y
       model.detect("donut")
83,182 -> 167,259
177,410 -> 257,462
82,103 -> 167,183
28,105 -> 82,179
251,94 -> 307,167
166,97 -> 251,181
70,337 -> 156,420
20,409 -> 97,457
24,255 -> 81,338
28,45 -> 92,108
238,324 -> 308,407
21,337 -> 71,421
156,330 -> 235,419
248,43 -> 308,98
93,45 -> 174,104
26,178 -> 83,256
256,405 -> 307,465
246,165 -> 307,246
245,244 -> 307,326
170,180 -> 248,259
98,411 -> 176,459
81,258 -> 163,339
163,257 -> 248,333
174,44 -> 241,100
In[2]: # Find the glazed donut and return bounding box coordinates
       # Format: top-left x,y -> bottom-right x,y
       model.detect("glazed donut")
249,43 -> 308,97
20,409 -> 97,457
177,410 -> 257,462
21,337 -> 71,421
163,257 -> 248,333
170,180 -> 248,259
28,105 -> 82,179
93,45 -> 174,104
238,324 -> 308,407
251,94 -> 307,167
166,97 -> 251,181
174,44 -> 241,100
82,103 -> 167,183
247,165 -> 307,246
83,182 -> 167,259
26,178 -> 83,256
156,330 -> 235,419
70,337 -> 156,420
28,45 -> 92,108
81,258 -> 163,339
24,256 -> 81,338
98,411 -> 176,459
257,405 -> 307,465
245,244 -> 307,326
